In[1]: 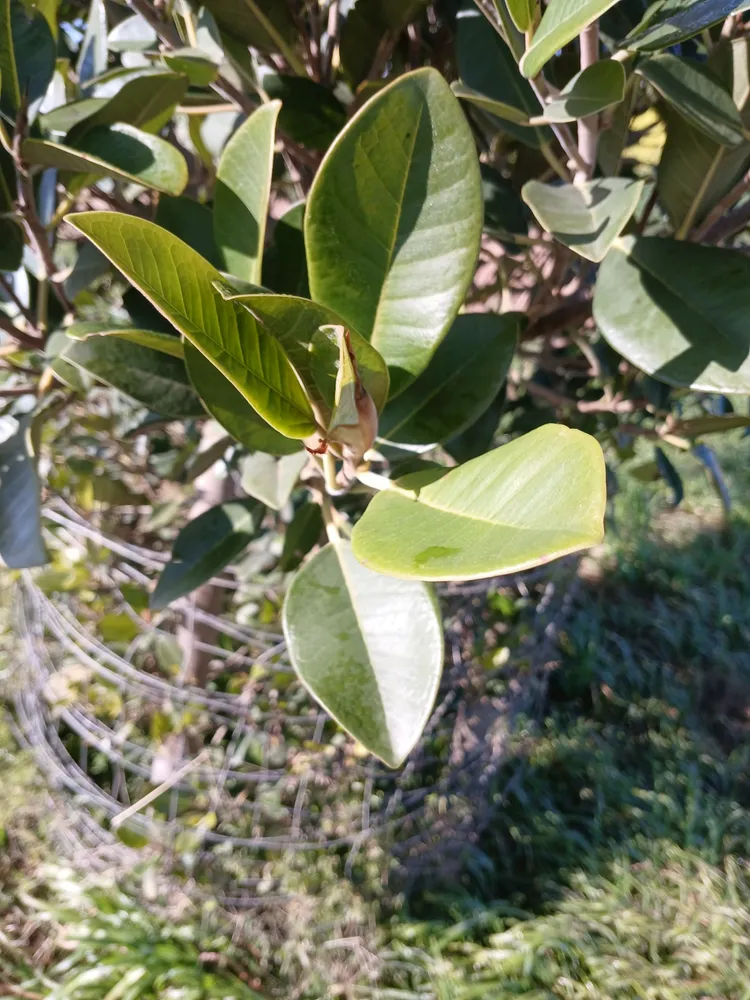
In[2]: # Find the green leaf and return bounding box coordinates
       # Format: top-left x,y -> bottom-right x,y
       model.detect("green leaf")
306,68 -> 482,396
163,47 -> 219,86
455,4 -> 546,147
77,0 -> 107,88
352,424 -> 606,581
151,499 -> 264,609
263,74 -> 347,151
283,539 -> 443,767
219,293 -> 390,418
637,53 -> 745,146
379,313 -> 517,445
263,201 -> 309,297
1,0 -> 56,121
108,13 -> 157,52
445,389 -> 505,464
65,213 -> 318,439
240,450 -> 307,509
214,101 -> 280,284
201,0 -> 305,74
340,0 -> 428,84
155,195 -> 221,268
67,326 -> 184,359
507,0 -> 537,31
0,415 -> 47,569
184,342 -> 301,455
24,125 -> 189,196
0,149 -> 22,272
520,0 -> 625,79
594,235 -> 750,393
481,163 -> 529,241
536,60 -> 626,123
64,240 -> 110,299
677,413 -> 750,435
59,332 -> 204,417
521,178 -> 644,262
65,70 -> 189,141
623,0 -> 750,52
279,501 -> 323,572
451,82 -> 532,125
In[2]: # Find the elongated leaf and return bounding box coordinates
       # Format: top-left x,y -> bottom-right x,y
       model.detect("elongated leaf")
522,178 -> 644,262
520,0 -> 624,79
151,499 -> 264,609
536,60 -> 626,123
677,413 -> 750,434
201,0 -> 304,73
340,0 -> 428,84
624,0 -> 750,52
68,326 -> 184,359
279,501 -> 323,572
66,71 -> 189,142
163,48 -> 219,87
263,201 -> 308,297
184,343 -> 301,455
64,240 -> 110,299
594,235 -> 750,393
66,213 -> 318,438
263,74 -> 346,151
451,82 -> 531,125
0,149 -> 22,271
155,195 -> 221,268
59,333 -> 204,417
352,425 -> 606,581
306,68 -> 482,396
507,0 -> 537,31
379,314 -> 517,445
0,415 -> 47,569
637,53 -> 744,146
240,450 -> 307,509
219,293 -> 390,418
77,0 -> 107,88
482,163 -> 528,241
108,13 -> 157,52
24,125 -> 188,195
455,4 -> 546,147
1,0 -> 55,121
214,102 -> 280,284
283,539 -> 443,767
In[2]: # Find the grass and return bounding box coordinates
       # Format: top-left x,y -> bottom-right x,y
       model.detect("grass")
3,431 -> 750,998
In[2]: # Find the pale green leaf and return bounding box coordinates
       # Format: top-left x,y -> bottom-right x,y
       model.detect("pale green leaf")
67,326 -> 185,359
0,415 -> 47,569
520,0 -> 625,79
306,68 -> 482,396
283,539 -> 443,767
451,82 -> 531,125
239,450 -> 307,509
594,235 -> 750,393
352,425 -> 606,581
507,0 -> 537,32
521,177 -> 644,262
536,60 -> 626,124
65,213 -> 318,438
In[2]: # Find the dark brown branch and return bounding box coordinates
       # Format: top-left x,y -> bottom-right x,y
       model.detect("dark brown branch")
522,294 -> 592,341
0,383 -> 38,396
0,271 -> 39,331
698,191 -> 750,244
0,310 -> 44,350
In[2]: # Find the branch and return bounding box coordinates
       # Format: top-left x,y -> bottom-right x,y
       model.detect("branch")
576,22 -> 599,181
0,271 -> 39,332
522,293 -> 592,341
0,310 -> 44,350
525,382 -> 646,413
0,383 -> 38,396
694,171 -> 750,242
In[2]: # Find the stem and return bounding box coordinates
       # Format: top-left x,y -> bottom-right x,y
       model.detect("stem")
540,141 -> 570,181
0,311 -> 43,350
692,169 -> 750,241
675,146 -> 724,239
0,272 -> 38,331
576,21 -> 600,181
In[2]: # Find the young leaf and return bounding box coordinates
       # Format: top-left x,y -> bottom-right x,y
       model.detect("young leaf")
151,499 -> 264,609
240,450 -> 307,509
351,425 -> 606,581
535,60 -> 626,123
623,0 -> 750,52
184,342 -> 301,456
283,540 -> 443,767
507,0 -> 537,32
59,333 -> 204,417
379,313 -> 518,445
522,178 -> 644,262
0,415 -> 47,569
305,68 -> 483,396
637,54 -> 745,146
214,101 -> 280,283
520,0 -> 625,80
594,235 -> 750,393
24,125 -> 189,196
66,213 -> 318,438
279,501 -> 324,572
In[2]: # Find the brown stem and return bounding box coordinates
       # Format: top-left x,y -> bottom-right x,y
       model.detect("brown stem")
0,310 -> 44,350
522,293 -> 592,341
0,383 -> 38,396
576,22 -> 599,180
693,170 -> 750,242
0,271 -> 38,331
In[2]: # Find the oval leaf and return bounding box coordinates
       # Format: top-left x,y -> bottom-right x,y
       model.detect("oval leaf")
283,539 -> 443,767
352,425 -> 606,581
522,177 -> 644,262
305,67 -> 482,396
151,499 -> 265,609
535,60 -> 626,124
240,450 -> 307,509
623,0 -> 750,52
379,313 -> 518,445
0,415 -> 47,569
594,235 -> 750,393
65,213 -> 318,438
520,0 -> 625,80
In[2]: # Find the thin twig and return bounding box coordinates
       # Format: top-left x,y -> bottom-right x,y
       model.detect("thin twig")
576,22 -> 600,181
0,383 -> 38,396
0,310 -> 43,350
0,271 -> 39,333
693,169 -> 750,242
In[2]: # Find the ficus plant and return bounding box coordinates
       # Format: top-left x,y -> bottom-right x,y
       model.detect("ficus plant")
1,0 -> 750,768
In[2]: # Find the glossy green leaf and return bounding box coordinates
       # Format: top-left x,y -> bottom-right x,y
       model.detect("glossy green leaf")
1,0 -> 55,121
306,68 -> 482,396
151,499 -> 264,609
240,450 -> 307,509
24,125 -> 189,195
507,0 -> 537,31
201,0 -> 304,74
220,293 -> 390,418
520,0 -> 624,79
481,163 -> 528,242
283,539 -> 443,767
594,235 -> 750,393
536,60 -> 626,123
263,201 -> 309,297
163,48 -> 219,86
623,0 -> 750,52
0,148 -> 22,272
279,501 -> 323,572
637,53 -> 745,146
340,0 -> 428,84
67,326 -> 184,359
0,415 -> 47,569
451,82 -> 532,125
59,332 -> 204,417
379,314 -> 517,445
214,101 -> 280,284
455,4 -> 546,147
184,342 -> 301,456
263,74 -> 346,151
352,425 -> 606,581
522,178 -> 644,262
66,213 -> 318,439
66,71 -> 189,141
